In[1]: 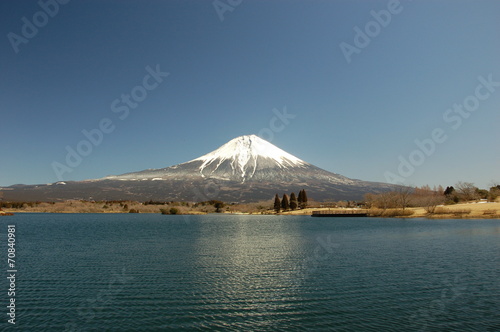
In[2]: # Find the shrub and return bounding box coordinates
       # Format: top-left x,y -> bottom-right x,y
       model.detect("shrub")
161,208 -> 180,215
368,208 -> 384,217
434,207 -> 451,214
368,208 -> 414,217
129,209 -> 139,213
383,209 -> 414,217
452,209 -> 471,216
214,202 -> 224,213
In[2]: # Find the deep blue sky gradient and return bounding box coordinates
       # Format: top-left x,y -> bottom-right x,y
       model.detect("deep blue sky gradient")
1,0 -> 499,189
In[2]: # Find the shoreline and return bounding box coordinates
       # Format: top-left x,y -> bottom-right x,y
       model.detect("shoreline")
3,212 -> 499,220
3,201 -> 499,219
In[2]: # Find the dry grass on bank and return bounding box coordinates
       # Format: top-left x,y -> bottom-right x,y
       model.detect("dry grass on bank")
423,202 -> 500,219
281,202 -> 500,219
3,200 -> 500,219
381,202 -> 500,219
3,200 -> 206,214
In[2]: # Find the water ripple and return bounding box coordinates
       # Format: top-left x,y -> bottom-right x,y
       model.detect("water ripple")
3,214 -> 499,331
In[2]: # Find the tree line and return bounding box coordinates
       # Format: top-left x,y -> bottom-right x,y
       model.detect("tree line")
273,189 -> 308,213
364,182 -> 500,213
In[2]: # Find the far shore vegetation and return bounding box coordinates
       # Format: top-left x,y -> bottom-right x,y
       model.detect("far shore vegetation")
1,183 -> 500,219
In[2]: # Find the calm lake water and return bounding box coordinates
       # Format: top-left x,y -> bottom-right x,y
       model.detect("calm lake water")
1,214 -> 499,331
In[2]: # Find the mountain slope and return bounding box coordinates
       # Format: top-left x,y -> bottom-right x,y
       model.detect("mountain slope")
2,135 -> 396,202
103,135 -> 355,184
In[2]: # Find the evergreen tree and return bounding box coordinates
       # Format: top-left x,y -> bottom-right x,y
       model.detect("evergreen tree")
444,186 -> 455,196
300,189 -> 308,208
298,190 -> 303,207
214,201 -> 225,213
281,194 -> 290,211
290,192 -> 298,210
274,194 -> 281,213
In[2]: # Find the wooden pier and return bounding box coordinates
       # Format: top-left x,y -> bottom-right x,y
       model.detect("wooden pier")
311,210 -> 368,217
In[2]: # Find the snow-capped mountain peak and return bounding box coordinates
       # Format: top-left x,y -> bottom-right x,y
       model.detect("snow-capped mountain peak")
6,134 -> 397,202
102,134 -> 356,185
190,135 -> 307,181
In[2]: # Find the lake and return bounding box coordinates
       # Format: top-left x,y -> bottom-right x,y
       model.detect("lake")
2,213 -> 499,331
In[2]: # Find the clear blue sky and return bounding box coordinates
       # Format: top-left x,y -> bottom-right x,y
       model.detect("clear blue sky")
1,0 -> 499,189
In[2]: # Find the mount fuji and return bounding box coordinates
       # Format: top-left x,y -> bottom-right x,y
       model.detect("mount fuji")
2,135 -> 395,202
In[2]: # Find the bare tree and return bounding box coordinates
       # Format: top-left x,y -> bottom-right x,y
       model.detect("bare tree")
436,185 -> 444,194
365,191 -> 398,210
381,191 -> 398,209
395,185 -> 414,211
364,193 -> 375,209
455,181 -> 479,202
414,187 -> 445,213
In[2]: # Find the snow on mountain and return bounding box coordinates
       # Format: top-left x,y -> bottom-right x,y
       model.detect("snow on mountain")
103,134 -> 354,184
190,135 -> 307,181
4,134 -> 398,202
